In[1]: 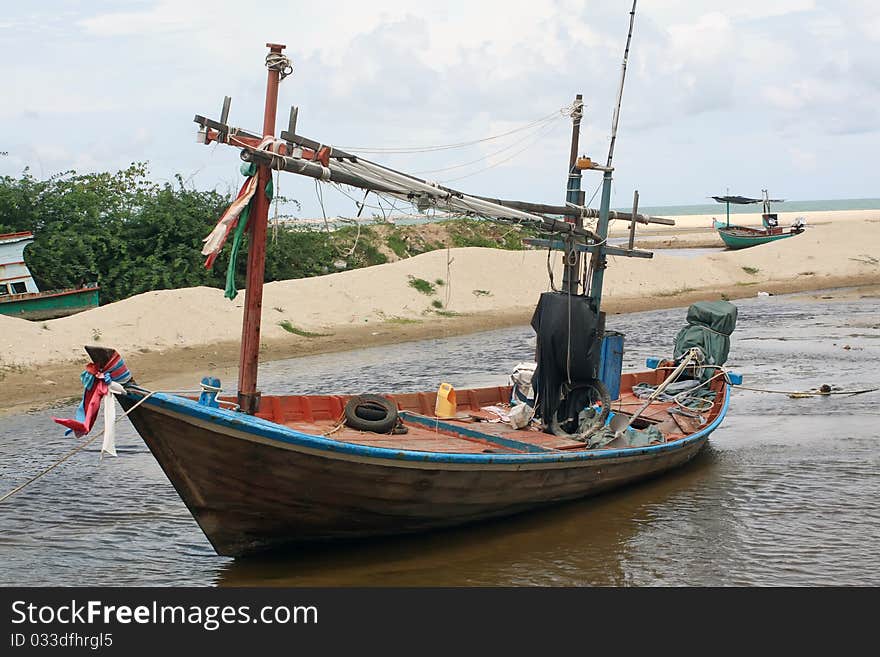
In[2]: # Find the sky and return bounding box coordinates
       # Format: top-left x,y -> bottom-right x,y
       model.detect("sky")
2,0 -> 879,219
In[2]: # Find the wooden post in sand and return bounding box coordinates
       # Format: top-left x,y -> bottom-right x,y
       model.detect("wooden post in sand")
238,43 -> 286,415
628,190 -> 639,250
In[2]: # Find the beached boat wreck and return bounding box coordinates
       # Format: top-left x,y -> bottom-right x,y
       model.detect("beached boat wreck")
56,2 -> 742,557
712,191 -> 806,250
0,231 -> 99,320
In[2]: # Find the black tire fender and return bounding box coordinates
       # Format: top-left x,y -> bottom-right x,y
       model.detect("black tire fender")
343,394 -> 399,433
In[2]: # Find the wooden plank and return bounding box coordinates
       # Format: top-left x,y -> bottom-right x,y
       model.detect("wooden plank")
400,412 -> 553,453
524,238 -> 653,259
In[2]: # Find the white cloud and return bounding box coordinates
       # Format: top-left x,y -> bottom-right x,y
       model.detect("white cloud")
0,0 -> 877,210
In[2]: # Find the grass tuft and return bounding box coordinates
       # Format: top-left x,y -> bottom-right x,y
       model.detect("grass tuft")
384,316 -> 421,325
656,287 -> 696,297
408,276 -> 436,295
278,320 -> 331,337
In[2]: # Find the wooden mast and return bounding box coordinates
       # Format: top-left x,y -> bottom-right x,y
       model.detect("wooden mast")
238,42 -> 286,415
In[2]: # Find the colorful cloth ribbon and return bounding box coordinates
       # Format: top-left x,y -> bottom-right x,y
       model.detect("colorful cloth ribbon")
201,167 -> 259,270
53,353 -> 132,458
201,160 -> 274,300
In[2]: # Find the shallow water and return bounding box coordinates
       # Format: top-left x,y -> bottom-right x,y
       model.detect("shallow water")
1,289 -> 878,586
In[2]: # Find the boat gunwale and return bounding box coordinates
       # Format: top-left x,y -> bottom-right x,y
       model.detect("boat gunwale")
717,226 -> 795,238
0,285 -> 100,304
123,379 -> 729,466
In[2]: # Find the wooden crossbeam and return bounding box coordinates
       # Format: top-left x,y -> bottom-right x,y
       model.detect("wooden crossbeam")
524,238 -> 653,259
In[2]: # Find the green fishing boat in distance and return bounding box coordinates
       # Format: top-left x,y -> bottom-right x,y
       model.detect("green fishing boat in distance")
0,286 -> 100,321
0,231 -> 100,320
712,191 -> 806,250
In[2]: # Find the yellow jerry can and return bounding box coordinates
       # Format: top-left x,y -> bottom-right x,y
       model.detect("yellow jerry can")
434,383 -> 457,418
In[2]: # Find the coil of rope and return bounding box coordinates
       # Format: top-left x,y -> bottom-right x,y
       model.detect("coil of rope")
265,52 -> 293,80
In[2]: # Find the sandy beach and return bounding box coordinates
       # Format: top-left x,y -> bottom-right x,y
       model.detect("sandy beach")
613,208 -> 880,247
1,209 -> 878,414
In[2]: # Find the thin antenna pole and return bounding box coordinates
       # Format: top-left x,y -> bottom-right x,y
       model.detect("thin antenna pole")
606,0 -> 637,168
588,0 -> 637,310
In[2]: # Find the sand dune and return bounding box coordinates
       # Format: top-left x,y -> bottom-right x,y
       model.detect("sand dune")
1,210 -> 878,411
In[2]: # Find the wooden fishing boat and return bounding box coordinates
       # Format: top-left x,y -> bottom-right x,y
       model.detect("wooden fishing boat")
712,192 -> 805,250
0,231 -> 99,320
56,3 -> 741,557
89,348 -> 731,557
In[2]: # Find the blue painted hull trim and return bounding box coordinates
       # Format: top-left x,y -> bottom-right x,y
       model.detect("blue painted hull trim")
125,379 -> 730,466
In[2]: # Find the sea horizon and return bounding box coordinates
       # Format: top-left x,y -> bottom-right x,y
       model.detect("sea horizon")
283,196 -> 880,227
618,197 -> 880,217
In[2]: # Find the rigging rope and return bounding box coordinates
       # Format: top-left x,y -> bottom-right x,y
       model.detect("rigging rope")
337,103 -> 574,153
440,119 -> 565,184
411,114 -> 562,175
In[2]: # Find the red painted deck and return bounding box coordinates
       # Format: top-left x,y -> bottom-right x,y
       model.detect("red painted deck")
238,368 -> 724,455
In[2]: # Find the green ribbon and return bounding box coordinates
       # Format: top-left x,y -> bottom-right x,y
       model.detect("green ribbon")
224,168 -> 274,300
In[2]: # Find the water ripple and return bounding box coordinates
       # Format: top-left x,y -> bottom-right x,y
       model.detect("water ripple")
1,290 -> 878,585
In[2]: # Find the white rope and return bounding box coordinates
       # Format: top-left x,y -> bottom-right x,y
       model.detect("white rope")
440,119 -> 564,183
412,115 -> 563,175
734,384 -> 879,397
338,106 -> 571,153
265,52 -> 293,80
330,158 -> 547,223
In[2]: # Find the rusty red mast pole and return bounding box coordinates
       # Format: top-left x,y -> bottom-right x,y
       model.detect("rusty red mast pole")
238,43 -> 286,414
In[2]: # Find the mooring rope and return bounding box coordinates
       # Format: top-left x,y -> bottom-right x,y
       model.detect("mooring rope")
734,384 -> 879,397
0,390 -> 157,504
0,434 -> 102,505
651,363 -> 879,398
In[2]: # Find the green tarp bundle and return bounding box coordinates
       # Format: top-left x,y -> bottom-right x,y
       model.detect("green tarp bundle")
673,300 -> 738,378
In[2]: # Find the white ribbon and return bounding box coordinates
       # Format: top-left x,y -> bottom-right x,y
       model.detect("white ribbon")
100,381 -> 126,459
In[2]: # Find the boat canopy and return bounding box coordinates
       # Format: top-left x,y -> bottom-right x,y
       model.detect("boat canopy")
712,195 -> 783,205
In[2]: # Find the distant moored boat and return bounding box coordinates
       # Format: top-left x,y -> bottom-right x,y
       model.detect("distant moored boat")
712,191 -> 806,250
0,231 -> 99,321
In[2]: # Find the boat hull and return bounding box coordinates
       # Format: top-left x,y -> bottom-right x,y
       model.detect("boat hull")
0,286 -> 99,320
122,387 -> 724,557
717,227 -> 796,250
